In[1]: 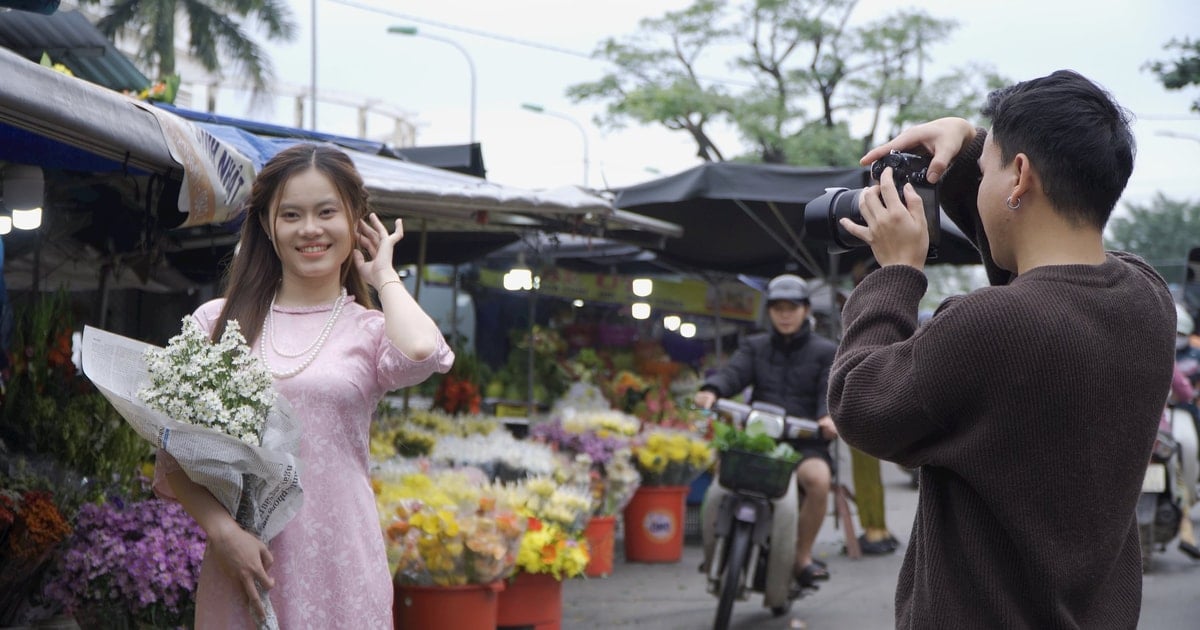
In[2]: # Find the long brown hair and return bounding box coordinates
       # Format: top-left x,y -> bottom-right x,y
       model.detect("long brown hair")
212,144 -> 374,344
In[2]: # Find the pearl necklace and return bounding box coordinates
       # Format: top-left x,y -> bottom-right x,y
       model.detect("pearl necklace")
260,288 -> 347,379
269,287 -> 347,358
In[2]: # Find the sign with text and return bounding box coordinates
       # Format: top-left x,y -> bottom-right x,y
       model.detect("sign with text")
141,103 -> 255,227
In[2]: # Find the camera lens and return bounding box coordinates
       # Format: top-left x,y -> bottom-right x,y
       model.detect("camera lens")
803,187 -> 866,252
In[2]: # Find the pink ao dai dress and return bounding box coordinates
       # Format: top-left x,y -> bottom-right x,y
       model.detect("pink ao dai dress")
154,295 -> 453,629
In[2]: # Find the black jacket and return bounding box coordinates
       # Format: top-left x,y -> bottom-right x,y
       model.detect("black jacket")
703,322 -> 836,449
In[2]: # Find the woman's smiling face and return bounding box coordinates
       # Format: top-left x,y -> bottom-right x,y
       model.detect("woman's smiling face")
268,167 -> 354,287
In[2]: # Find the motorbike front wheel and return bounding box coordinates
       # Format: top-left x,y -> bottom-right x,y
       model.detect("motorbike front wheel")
713,520 -> 753,630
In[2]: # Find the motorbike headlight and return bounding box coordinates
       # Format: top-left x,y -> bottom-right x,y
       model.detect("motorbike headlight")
745,410 -> 784,439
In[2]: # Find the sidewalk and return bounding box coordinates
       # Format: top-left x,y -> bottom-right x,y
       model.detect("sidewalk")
563,441 -> 917,629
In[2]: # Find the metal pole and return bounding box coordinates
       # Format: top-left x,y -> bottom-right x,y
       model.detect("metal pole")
309,0 -> 317,130
450,263 -> 460,347
527,284 -> 537,419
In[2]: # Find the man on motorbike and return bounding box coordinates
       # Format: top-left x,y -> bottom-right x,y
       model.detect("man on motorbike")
694,274 -> 838,586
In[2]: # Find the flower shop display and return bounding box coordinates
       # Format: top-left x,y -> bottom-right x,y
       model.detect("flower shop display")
374,466 -> 525,586
496,476 -> 594,630
631,428 -> 714,487
1,290 -> 150,506
428,431 -> 560,482
83,321 -> 305,630
370,407 -> 501,460
624,428 -> 715,563
0,487 -> 72,625
43,491 -> 206,629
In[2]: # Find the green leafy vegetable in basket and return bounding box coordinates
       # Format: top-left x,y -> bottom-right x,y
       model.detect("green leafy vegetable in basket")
710,421 -> 800,463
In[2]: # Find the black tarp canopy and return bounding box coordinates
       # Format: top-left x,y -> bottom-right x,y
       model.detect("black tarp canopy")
613,161 -> 981,278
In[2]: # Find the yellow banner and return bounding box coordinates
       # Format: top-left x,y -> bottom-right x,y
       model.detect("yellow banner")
478,268 -> 762,322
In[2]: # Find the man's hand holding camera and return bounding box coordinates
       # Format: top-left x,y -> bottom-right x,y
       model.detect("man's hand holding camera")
840,167 -> 930,271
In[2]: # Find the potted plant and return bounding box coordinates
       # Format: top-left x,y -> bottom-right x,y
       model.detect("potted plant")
375,466 -> 526,630
624,428 -> 714,563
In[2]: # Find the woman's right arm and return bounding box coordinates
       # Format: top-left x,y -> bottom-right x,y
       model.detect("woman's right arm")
167,470 -> 275,621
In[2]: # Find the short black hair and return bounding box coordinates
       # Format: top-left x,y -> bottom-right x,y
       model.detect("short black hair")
982,70 -> 1134,230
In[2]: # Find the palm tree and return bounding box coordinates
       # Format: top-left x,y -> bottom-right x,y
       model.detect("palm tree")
83,0 -> 296,94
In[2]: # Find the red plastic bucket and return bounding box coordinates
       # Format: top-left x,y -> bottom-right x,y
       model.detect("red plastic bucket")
394,580 -> 503,630
622,485 -> 687,562
496,571 -> 563,630
584,515 -> 617,577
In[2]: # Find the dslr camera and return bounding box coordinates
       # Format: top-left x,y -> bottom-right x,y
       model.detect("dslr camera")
803,150 -> 941,256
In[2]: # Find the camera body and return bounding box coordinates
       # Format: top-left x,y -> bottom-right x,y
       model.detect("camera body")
803,151 -> 941,255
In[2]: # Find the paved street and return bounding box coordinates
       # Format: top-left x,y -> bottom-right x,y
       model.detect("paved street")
564,442 -> 1200,629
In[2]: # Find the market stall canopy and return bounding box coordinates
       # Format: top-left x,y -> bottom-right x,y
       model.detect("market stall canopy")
0,9 -> 149,92
613,161 -> 981,278
0,47 -> 680,274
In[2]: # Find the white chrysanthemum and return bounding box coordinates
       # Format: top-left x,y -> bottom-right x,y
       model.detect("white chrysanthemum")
138,316 -> 277,445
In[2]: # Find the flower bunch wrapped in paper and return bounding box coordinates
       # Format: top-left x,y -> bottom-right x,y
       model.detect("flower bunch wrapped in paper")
631,427 -> 714,486
502,476 -> 594,580
81,322 -> 302,630
374,465 -> 525,586
531,410 -> 643,516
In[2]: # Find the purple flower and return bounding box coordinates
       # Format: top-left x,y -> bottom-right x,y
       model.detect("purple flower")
44,497 -> 206,627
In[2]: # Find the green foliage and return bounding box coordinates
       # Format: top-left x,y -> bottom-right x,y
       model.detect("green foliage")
569,0 -> 993,167
1105,193 -> 1200,283
710,421 -> 799,462
1,291 -> 151,503
1146,37 -> 1200,112
82,0 -> 297,94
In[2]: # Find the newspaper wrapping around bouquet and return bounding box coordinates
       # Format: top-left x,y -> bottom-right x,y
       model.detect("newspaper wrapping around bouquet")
81,325 -> 303,628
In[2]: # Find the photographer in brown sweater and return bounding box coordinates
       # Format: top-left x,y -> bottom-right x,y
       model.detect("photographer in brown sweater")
828,70 -> 1176,629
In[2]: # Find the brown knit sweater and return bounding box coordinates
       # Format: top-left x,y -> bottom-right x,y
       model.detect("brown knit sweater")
828,130 -> 1176,629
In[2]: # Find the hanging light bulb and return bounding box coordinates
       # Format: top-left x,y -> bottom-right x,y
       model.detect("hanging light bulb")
504,252 -> 533,291
12,207 -> 41,230
663,315 -> 681,331
631,278 -> 653,297
631,302 -> 651,320
679,322 -> 697,338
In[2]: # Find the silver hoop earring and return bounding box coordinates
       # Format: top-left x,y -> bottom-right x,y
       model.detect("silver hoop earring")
1006,196 -> 1021,210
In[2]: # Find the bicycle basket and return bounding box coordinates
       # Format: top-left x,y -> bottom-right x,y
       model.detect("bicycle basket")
717,449 -> 796,498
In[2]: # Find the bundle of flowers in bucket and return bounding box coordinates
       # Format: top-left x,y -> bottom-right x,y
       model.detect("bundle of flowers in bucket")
43,486 -> 206,629
495,476 -> 594,630
428,430 -> 560,482
374,462 -> 526,630
531,410 -> 642,577
624,428 -> 714,563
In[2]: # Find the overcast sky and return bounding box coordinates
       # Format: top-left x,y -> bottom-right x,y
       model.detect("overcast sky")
210,0 -> 1200,210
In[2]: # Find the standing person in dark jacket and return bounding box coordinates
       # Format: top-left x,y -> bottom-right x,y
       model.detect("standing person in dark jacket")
828,70 -> 1175,629
694,274 -> 838,585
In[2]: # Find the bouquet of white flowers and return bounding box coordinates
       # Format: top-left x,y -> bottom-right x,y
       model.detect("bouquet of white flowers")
82,320 -> 303,630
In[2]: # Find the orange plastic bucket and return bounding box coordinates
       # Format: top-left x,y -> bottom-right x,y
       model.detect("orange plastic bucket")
584,515 -> 617,577
496,571 -> 563,630
394,580 -> 503,630
622,485 -> 687,562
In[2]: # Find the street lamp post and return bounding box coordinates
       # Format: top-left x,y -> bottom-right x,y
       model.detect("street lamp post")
387,25 -> 477,144
521,103 -> 590,188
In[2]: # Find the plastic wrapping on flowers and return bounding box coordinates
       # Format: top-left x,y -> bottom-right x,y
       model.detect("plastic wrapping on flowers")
370,407 -> 500,461
428,431 -> 560,482
530,409 -> 643,517
631,427 -> 714,486
374,464 -> 526,587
